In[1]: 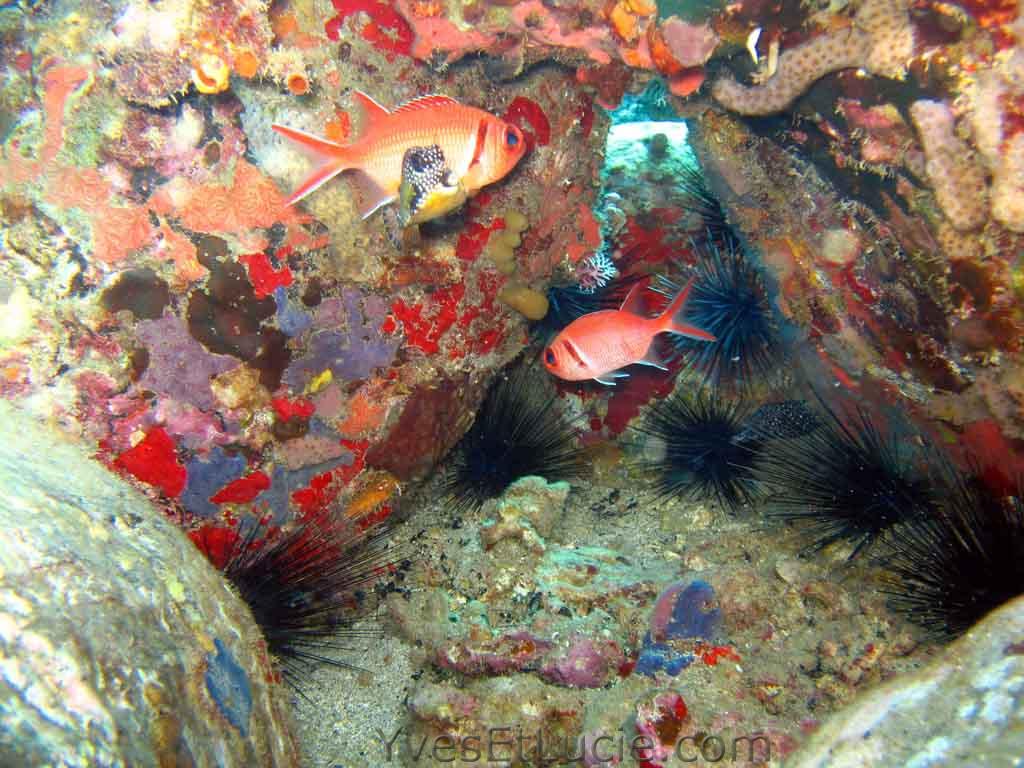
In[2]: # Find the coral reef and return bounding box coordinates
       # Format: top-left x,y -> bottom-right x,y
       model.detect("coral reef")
383,449 -> 937,768
98,0 -> 285,108
712,28 -> 871,116
0,0 -> 609,552
4,0 -> 1024,763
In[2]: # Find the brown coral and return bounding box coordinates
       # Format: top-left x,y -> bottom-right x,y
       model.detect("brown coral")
854,0 -> 915,78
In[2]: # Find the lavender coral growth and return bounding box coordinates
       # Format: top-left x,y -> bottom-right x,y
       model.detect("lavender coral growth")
283,288 -> 400,389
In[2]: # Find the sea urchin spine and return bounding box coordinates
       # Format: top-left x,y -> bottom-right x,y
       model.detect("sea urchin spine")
633,389 -> 759,514
217,514 -> 404,696
656,237 -> 779,389
677,163 -> 734,250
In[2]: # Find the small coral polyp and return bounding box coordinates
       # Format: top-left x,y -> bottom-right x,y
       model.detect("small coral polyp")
192,49 -> 231,94
285,72 -> 309,96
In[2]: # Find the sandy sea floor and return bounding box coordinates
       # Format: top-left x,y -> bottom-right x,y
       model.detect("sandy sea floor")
292,461 -> 937,768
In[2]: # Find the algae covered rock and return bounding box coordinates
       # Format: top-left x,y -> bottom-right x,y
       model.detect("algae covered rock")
0,401 -> 297,767
407,677 -> 586,768
480,475 -> 571,554
788,594 -> 1024,767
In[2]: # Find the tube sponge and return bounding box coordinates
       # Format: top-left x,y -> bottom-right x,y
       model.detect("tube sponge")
854,0 -> 915,78
991,134 -> 1024,233
909,100 -> 989,232
969,70 -> 1024,233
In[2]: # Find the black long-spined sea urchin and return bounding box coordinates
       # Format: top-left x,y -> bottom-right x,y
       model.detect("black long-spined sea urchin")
634,389 -> 760,514
879,476 -> 1024,640
755,398 -> 943,560
677,163 -> 734,250
443,363 -> 584,514
657,238 -> 779,390
221,516 -> 403,696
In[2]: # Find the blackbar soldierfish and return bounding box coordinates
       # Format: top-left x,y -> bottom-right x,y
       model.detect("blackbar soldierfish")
272,91 -> 526,221
543,279 -> 716,385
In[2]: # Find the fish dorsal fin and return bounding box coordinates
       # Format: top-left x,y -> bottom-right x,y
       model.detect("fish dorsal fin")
619,280 -> 648,316
351,91 -> 390,133
392,94 -> 461,115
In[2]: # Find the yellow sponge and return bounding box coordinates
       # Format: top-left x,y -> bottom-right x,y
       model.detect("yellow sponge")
485,210 -> 529,274
498,281 -> 549,320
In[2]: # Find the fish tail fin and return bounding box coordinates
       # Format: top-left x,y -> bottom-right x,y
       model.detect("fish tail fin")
272,123 -> 358,207
659,277 -> 717,342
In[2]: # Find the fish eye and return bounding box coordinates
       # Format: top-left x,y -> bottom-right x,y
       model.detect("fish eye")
506,129 -> 519,148
544,348 -> 555,365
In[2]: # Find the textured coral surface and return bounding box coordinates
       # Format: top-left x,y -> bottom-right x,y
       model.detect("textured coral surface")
0,0 -> 607,535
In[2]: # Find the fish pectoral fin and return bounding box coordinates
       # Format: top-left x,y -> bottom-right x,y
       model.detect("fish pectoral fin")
595,370 -> 631,385
349,170 -> 397,219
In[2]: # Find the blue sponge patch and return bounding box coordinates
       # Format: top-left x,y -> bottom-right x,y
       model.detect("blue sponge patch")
205,638 -> 253,736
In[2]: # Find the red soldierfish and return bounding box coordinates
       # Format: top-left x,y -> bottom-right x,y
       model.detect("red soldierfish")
272,91 -> 527,219
543,279 -> 716,385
